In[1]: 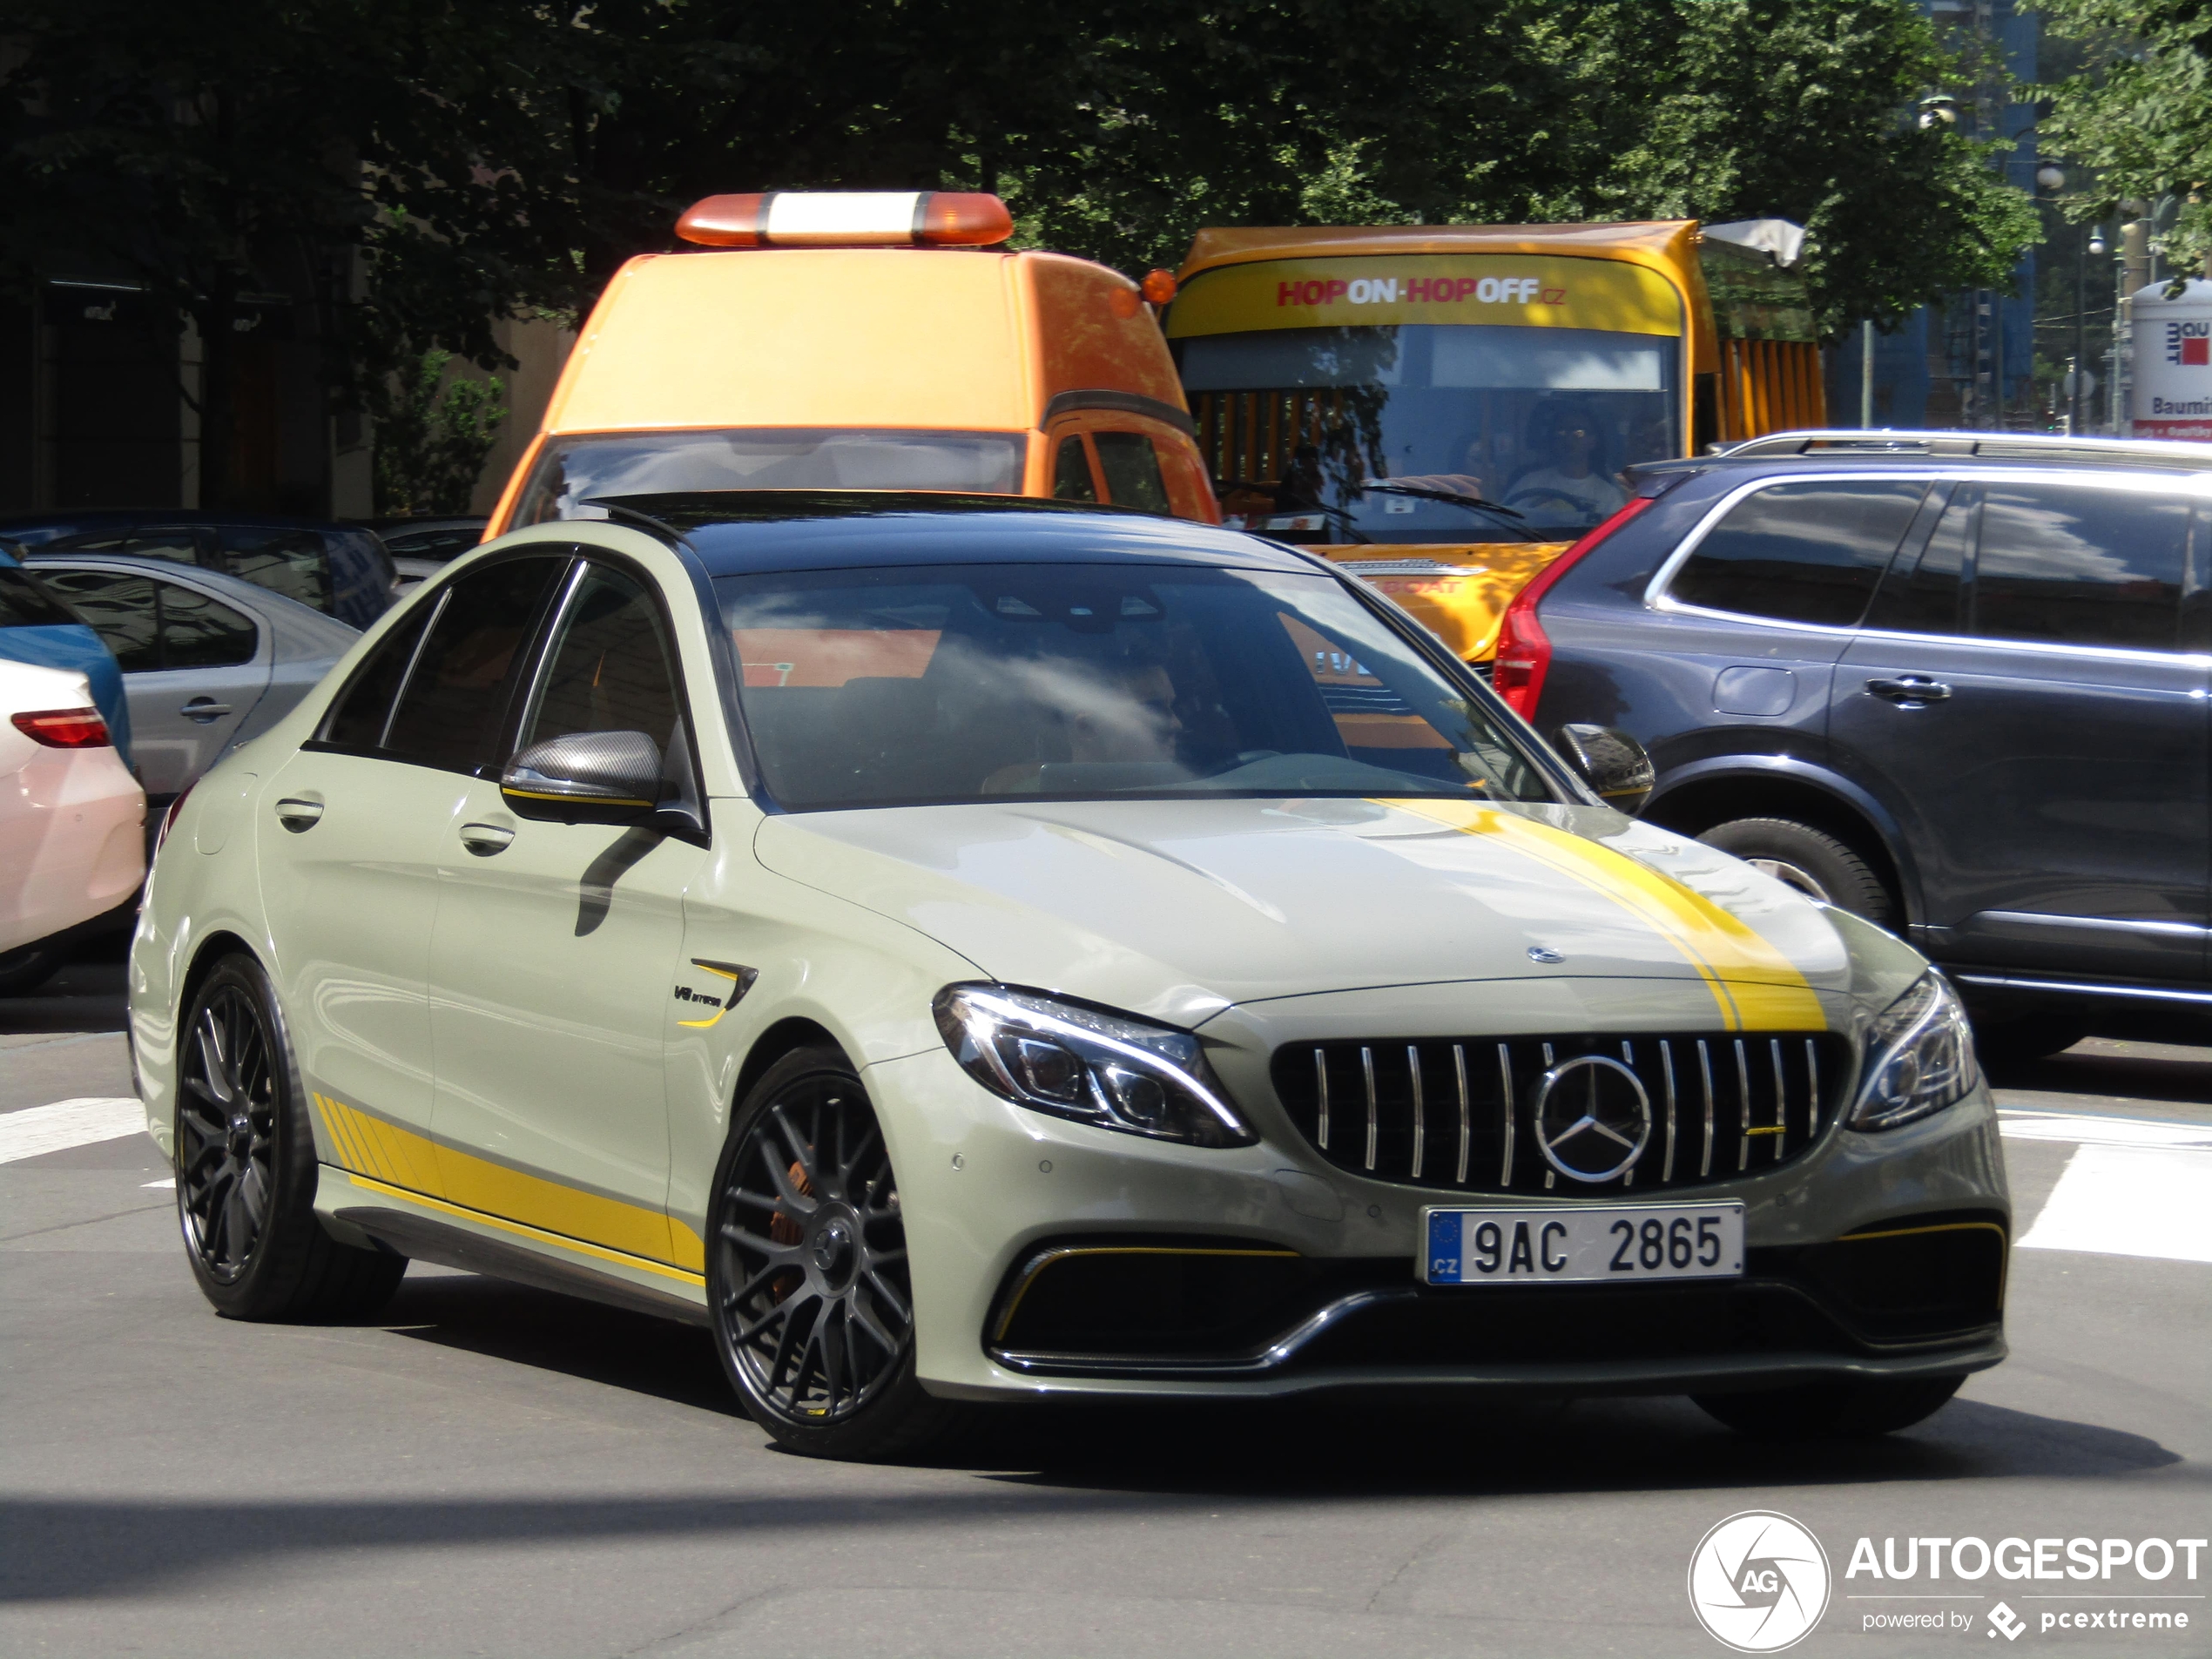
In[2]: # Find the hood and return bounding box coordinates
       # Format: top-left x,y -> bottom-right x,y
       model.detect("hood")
754,796 -> 1854,1029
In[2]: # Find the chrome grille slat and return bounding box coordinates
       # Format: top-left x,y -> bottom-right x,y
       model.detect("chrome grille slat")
1275,1031 -> 1842,1198
1360,1047 -> 1378,1172
1495,1043 -> 1514,1188
1697,1040 -> 1716,1178
1406,1045 -> 1425,1179
1453,1045 -> 1471,1185
1315,1049 -> 1329,1151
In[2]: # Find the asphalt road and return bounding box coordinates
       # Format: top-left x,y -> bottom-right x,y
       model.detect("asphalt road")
3,954 -> 2207,1659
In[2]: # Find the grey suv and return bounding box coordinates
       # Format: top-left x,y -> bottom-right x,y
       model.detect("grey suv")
1504,431 -> 2211,1060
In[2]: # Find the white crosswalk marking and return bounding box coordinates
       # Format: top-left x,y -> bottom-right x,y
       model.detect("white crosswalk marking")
0,1097 -> 149,1164
2018,1144 -> 2212,1264
2000,1111 -> 2212,1150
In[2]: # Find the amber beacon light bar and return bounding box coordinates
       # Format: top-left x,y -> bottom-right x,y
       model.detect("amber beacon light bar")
675,191 -> 1015,249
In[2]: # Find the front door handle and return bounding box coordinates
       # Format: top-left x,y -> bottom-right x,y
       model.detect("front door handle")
273,797 -> 323,832
458,822 -> 516,857
1865,676 -> 1952,705
180,697 -> 233,723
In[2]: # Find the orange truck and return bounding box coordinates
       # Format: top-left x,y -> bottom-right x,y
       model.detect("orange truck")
486,192 -> 1218,534
1163,219 -> 1824,662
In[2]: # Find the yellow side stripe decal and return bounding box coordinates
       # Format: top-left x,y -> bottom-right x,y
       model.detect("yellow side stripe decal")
312,1092 -> 705,1272
341,1171 -> 705,1289
1382,800 -> 1827,1033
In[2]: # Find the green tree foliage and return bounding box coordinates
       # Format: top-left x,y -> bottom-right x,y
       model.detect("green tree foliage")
0,0 -> 2040,503
2036,0 -> 2211,276
369,350 -> 506,517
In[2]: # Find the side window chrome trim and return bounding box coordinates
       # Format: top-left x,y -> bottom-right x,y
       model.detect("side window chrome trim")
376,587 -> 449,751
1645,467 -> 2210,636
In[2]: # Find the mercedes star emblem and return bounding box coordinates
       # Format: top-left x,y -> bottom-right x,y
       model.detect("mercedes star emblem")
1533,1053 -> 1653,1183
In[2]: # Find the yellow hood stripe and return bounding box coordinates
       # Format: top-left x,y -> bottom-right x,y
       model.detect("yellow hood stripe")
1382,800 -> 1826,1032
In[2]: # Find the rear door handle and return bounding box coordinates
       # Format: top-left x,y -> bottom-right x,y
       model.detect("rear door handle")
273,798 -> 323,832
1865,676 -> 1952,705
458,822 -> 515,857
180,697 -> 233,723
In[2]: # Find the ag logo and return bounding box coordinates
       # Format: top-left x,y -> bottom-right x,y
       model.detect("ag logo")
1688,1510 -> 1831,1652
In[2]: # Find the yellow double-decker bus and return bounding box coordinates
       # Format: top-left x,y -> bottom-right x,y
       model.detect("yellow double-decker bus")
1164,220 -> 1824,662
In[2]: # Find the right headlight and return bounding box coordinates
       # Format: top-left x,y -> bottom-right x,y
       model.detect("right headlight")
933,984 -> 1256,1148
1850,971 -> 1982,1130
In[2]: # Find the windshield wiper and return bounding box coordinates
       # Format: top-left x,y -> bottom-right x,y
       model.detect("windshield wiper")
1357,482 -> 1544,542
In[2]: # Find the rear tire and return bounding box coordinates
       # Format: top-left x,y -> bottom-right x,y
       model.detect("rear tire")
1694,1373 -> 1964,1440
706,1044 -> 968,1461
1697,817 -> 1892,925
174,954 -> 406,1321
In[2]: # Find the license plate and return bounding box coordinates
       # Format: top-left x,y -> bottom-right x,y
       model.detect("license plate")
1420,1202 -> 1743,1285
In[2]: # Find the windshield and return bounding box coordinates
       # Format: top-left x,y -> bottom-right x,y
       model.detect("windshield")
514,429 -> 1028,525
716,562 -> 1553,811
1177,324 -> 1680,540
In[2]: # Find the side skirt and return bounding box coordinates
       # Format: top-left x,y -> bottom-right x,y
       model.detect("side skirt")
315,1165 -> 711,1328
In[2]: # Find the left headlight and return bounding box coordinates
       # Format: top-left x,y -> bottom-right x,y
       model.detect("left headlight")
933,984 -> 1256,1148
1850,971 -> 1982,1131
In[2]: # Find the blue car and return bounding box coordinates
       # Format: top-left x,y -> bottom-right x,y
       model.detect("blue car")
0,546 -> 130,762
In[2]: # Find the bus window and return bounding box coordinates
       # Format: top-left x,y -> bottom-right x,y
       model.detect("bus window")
1177,323 -> 1675,539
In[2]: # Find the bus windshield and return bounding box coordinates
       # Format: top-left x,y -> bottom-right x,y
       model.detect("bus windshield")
1177,323 -> 1680,541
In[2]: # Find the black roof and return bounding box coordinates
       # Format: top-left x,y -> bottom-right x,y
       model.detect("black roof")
590,492 -> 1318,577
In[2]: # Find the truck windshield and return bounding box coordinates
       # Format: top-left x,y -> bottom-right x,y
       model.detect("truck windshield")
1177,324 -> 1679,540
513,429 -> 1028,524
716,561 -> 1554,811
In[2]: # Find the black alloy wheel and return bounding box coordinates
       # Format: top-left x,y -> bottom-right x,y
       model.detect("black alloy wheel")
1696,817 -> 1894,926
178,978 -> 280,1280
708,1045 -> 961,1459
173,954 -> 407,1320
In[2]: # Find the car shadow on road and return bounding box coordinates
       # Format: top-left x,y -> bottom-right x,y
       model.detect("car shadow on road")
367,1271 -> 2185,1501
0,957 -> 128,1036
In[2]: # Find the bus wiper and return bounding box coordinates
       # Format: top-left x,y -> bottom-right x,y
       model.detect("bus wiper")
1358,481 -> 1544,542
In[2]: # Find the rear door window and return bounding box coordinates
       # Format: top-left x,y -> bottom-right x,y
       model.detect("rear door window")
1971,483 -> 2189,652
1093,432 -> 1170,513
0,564 -> 85,629
1666,480 -> 1931,626
381,556 -> 568,771
34,569 -> 161,669
1863,485 -> 1970,636
216,526 -> 334,614
156,581 -> 258,669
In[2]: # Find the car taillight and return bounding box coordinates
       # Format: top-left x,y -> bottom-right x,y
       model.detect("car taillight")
1493,494 -> 1660,719
155,779 -> 196,854
10,706 -> 110,747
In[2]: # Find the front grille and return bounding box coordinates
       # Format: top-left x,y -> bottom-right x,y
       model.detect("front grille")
1270,1032 -> 1851,1197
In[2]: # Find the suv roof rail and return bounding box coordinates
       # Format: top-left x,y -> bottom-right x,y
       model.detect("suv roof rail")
1710,428 -> 2212,469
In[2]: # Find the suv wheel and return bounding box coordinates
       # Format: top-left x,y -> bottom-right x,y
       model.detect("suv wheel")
1697,817 -> 1892,924
175,954 -> 407,1320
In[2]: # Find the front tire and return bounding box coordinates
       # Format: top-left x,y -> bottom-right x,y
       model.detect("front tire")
706,1044 -> 962,1460
1697,816 -> 1893,925
1693,1374 -> 1965,1440
174,954 -> 406,1321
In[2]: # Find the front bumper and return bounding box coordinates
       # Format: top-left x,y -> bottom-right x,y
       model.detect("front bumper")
867,1042 -> 2011,1404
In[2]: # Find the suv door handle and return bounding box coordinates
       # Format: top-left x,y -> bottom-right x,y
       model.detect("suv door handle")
1865,676 -> 1952,705
180,697 -> 233,722
273,798 -> 323,832
458,822 -> 515,856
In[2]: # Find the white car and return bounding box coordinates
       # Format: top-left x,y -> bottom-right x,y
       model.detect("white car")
1,657 -> 145,990
131,500 -> 2006,1459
